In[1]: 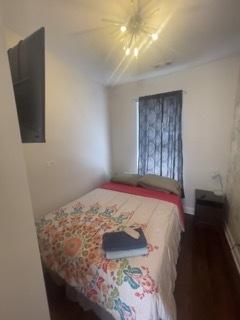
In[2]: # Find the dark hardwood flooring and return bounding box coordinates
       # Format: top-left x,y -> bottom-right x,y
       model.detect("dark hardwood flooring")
175,215 -> 240,320
47,214 -> 240,320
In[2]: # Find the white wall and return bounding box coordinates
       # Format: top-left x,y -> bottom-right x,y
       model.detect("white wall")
108,56 -> 240,212
5,29 -> 110,219
0,10 -> 50,320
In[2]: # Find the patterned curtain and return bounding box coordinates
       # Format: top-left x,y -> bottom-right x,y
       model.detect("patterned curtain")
138,90 -> 184,193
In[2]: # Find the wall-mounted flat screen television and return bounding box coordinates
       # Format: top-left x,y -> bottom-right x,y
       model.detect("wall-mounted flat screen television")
7,27 -> 45,143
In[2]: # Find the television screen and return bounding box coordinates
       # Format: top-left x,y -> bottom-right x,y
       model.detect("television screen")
8,27 -> 45,143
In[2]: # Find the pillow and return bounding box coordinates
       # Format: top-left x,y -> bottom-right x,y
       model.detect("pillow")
138,174 -> 181,196
111,173 -> 141,186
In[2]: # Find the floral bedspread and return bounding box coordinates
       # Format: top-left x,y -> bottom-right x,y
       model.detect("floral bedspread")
36,187 -> 182,320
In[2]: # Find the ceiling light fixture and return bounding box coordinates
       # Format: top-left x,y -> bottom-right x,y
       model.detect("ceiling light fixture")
134,47 -> 139,57
151,33 -> 158,41
125,47 -> 131,56
120,25 -> 127,32
103,1 -> 159,58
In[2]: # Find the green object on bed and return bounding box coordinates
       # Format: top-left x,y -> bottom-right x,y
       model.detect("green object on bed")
111,173 -> 141,186
138,174 -> 182,196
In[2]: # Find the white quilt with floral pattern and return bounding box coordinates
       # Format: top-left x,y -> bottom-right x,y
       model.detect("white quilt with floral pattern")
36,187 -> 182,320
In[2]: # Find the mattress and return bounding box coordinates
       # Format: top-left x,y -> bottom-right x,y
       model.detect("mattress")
36,183 -> 183,320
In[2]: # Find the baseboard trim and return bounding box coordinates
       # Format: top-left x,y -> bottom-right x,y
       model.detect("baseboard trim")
184,206 -> 194,215
225,224 -> 240,274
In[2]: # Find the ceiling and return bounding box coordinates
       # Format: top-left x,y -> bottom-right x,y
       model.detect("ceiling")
2,0 -> 240,85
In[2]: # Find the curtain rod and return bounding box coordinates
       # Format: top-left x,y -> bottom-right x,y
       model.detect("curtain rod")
133,90 -> 187,102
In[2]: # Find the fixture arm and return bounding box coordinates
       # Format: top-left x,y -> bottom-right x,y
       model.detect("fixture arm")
128,32 -> 134,49
101,18 -> 123,26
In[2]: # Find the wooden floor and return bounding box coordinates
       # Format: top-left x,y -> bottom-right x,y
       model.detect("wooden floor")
175,215 -> 240,320
48,215 -> 240,320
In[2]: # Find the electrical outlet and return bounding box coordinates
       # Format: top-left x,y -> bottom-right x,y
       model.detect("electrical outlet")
46,160 -> 55,167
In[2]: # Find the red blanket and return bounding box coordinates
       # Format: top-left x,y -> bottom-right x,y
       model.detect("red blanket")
100,182 -> 185,230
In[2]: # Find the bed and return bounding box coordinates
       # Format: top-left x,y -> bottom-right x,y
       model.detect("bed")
36,182 -> 184,320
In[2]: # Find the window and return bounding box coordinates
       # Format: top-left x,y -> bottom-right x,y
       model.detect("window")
138,90 -> 184,193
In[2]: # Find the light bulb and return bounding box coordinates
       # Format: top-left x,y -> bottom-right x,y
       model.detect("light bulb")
125,48 -> 130,56
134,47 -> 139,57
151,33 -> 158,41
120,25 -> 127,32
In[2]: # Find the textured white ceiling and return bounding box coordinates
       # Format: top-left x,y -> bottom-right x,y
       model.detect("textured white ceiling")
2,0 -> 240,85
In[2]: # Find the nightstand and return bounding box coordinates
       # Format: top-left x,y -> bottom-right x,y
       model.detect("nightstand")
194,189 -> 226,230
